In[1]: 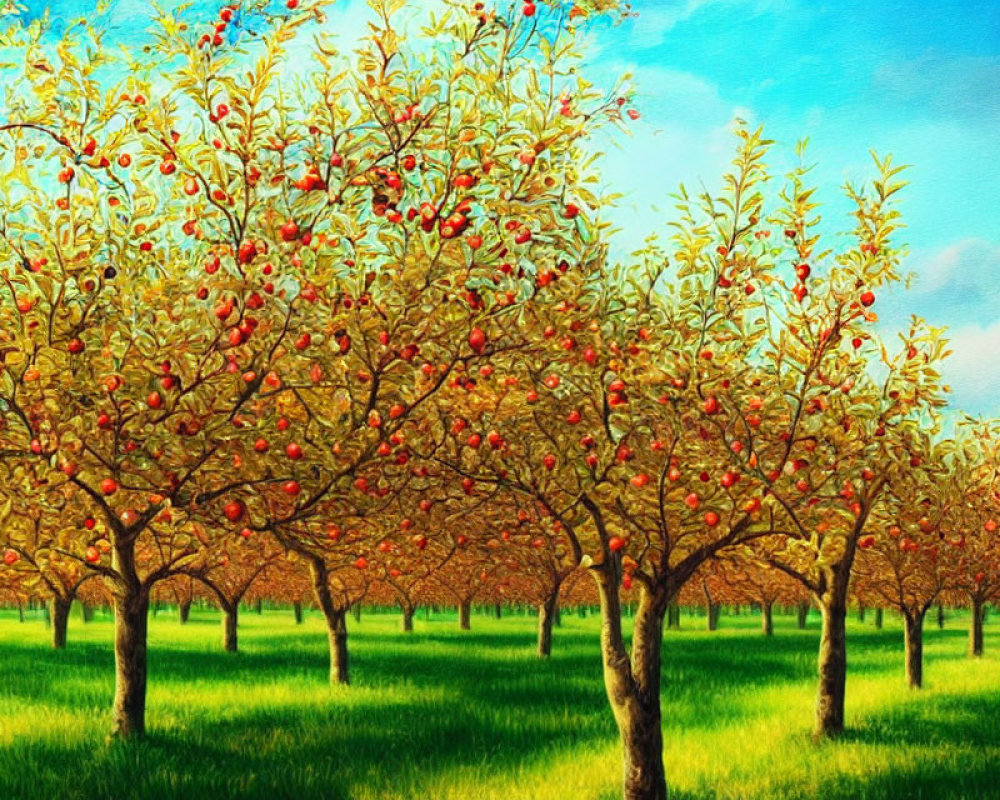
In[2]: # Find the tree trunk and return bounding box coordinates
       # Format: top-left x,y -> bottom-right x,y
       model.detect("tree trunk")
796,602 -> 809,629
596,575 -> 669,800
178,599 -> 191,624
17,603 -> 24,623
814,595 -> 848,739
904,610 -> 925,689
537,589 -> 559,659
293,601 -> 303,625
761,601 -> 773,637
874,607 -> 883,629
80,602 -> 93,623
308,557 -> 349,685
401,604 -> 414,632
970,597 -> 984,657
222,605 -> 238,653
857,604 -> 865,622
255,599 -> 263,615
494,603 -> 502,619
459,599 -> 471,630
352,603 -> 361,623
50,596 -> 71,650
667,603 -> 680,629
936,604 -> 945,629
110,585 -> 150,739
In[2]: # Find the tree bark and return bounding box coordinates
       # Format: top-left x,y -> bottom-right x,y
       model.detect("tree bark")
814,595 -> 848,739
904,610 -> 925,688
936,604 -> 945,629
857,604 -> 865,623
596,575 -> 669,800
796,602 -> 809,629
80,602 -> 93,623
110,585 -> 150,739
459,599 -> 471,630
352,603 -> 361,623
293,601 -> 303,625
494,603 -> 502,619
17,603 -> 24,623
401,603 -> 414,632
666,602 -> 680,629
874,607 -> 883,629
537,588 -> 559,659
970,596 -> 984,657
50,596 -> 71,650
222,605 -> 238,653
308,557 -> 349,684
761,601 -> 774,637
255,598 -> 263,615
178,599 -> 191,624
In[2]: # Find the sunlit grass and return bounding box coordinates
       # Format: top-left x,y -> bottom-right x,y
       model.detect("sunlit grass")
0,605 -> 997,799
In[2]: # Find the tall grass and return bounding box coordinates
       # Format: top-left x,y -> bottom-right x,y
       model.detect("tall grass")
0,605 -> 996,799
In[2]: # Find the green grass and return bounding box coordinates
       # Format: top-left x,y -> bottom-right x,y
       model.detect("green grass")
0,605 -> 998,799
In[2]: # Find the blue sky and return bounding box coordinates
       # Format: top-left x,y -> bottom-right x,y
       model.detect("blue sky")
13,0 -> 1000,414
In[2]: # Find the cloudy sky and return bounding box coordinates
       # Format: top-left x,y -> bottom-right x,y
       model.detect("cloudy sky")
14,0 -> 1000,414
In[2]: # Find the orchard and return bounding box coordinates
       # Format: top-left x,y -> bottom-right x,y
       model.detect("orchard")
0,2 -> 997,800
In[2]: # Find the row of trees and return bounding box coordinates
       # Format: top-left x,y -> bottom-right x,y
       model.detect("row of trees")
0,2 -> 995,799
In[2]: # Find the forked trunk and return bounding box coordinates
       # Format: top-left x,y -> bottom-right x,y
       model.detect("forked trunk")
761,601 -> 773,637
814,595 -> 847,739
595,572 -> 668,800
970,596 -> 984,657
904,610 -> 925,689
459,599 -> 471,630
222,605 -> 238,653
110,584 -> 150,739
309,557 -> 350,685
50,596 -> 71,649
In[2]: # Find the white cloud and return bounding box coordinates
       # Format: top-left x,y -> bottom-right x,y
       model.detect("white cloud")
907,238 -> 1000,296
941,320 -> 1000,415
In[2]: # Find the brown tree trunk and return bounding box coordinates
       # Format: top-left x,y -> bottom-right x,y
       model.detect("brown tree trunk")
293,601 -> 303,625
796,602 -> 809,629
857,604 -> 865,622
50,596 -> 71,649
308,557 -> 349,684
494,603 -> 502,619
110,584 -> 150,739
537,586 -> 560,658
814,594 -> 848,739
874,607 -> 883,629
459,599 -> 471,630
666,602 -> 680,629
80,602 -> 93,623
597,577 -> 669,800
177,599 -> 190,624
970,596 -> 984,657
904,610 -> 925,688
255,599 -> 263,615
222,605 -> 238,653
761,601 -> 773,637
352,603 -> 361,623
17,603 -> 24,623
936,604 -> 945,629
401,603 -> 414,632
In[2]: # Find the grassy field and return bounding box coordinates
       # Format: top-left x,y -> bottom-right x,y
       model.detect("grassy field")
0,605 -> 997,800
